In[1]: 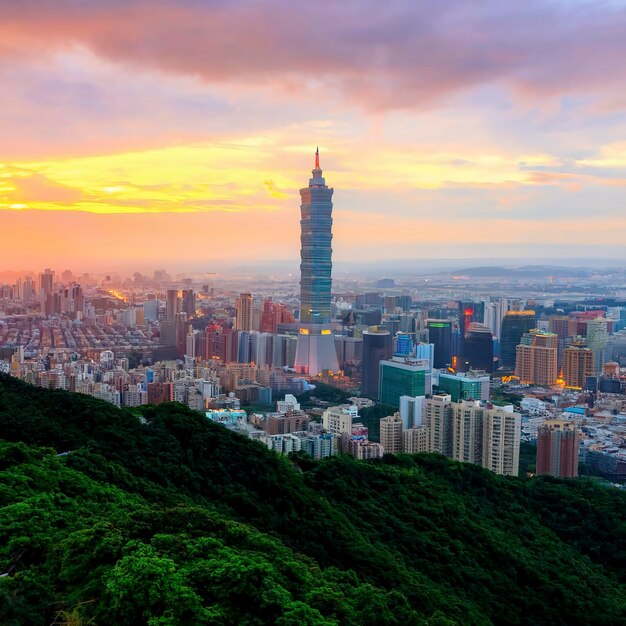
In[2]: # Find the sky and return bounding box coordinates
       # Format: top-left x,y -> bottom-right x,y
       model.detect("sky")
1,0 -> 626,272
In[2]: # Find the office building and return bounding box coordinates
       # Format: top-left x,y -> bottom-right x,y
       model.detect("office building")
143,298 -> 159,322
427,319 -> 453,368
394,332 -> 413,356
182,289 -> 195,317
166,289 -> 180,320
379,356 -> 431,408
294,149 -> 339,375
39,268 -> 54,296
436,370 -> 490,402
500,311 -> 537,368
586,318 -> 608,373
461,323 -> 494,372
536,420 -> 580,478
515,330 -> 558,386
361,326 -> 392,400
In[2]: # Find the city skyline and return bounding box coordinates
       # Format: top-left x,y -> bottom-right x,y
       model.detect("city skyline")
1,1 -> 626,269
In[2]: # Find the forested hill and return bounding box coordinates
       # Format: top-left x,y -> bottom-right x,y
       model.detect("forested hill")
1,374 -> 625,626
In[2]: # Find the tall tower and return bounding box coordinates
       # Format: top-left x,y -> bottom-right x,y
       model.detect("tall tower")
294,148 -> 339,375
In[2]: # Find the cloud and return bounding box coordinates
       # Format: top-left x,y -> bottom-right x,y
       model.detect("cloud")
0,166 -> 84,208
1,1 -> 626,113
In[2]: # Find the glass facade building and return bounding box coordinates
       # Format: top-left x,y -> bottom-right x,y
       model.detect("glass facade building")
299,148 -> 333,324
462,323 -> 494,372
294,149 -> 339,375
500,311 -> 537,368
427,320 -> 453,369
379,358 -> 430,408
361,327 -> 393,400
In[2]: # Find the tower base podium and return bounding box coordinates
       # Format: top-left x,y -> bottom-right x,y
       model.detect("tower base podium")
294,324 -> 339,376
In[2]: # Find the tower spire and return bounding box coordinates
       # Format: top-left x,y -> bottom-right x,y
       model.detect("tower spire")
315,146 -> 319,169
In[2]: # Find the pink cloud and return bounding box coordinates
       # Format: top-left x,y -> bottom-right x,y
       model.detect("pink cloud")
1,1 -> 626,112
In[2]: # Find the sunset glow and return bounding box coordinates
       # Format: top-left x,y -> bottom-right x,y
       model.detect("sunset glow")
1,1 -> 626,269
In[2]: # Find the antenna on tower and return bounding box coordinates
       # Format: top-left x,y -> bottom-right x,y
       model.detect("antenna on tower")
315,146 -> 319,169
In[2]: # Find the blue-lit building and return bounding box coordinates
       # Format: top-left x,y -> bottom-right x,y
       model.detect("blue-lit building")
295,149 -> 339,375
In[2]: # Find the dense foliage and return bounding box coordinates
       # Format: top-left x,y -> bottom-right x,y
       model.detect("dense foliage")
297,382 -> 352,407
1,374 -> 625,625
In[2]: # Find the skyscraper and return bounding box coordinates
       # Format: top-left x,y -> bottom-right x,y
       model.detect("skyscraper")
427,319 -> 453,369
294,149 -> 339,375
299,147 -> 333,325
235,293 -> 253,331
361,326 -> 392,400
462,323 -> 494,372
500,311 -> 536,368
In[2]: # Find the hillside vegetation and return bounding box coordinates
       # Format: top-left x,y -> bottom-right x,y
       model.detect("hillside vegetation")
1,374 -> 625,625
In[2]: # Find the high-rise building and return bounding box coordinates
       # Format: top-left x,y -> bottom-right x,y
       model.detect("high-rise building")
166,289 -> 180,321
500,311 -> 536,368
294,149 -> 339,375
549,315 -> 570,342
457,301 -> 483,363
361,326 -> 392,400
402,426 -> 429,454
563,344 -> 594,389
394,332 -> 413,356
427,319 -> 453,369
260,298 -> 278,333
536,420 -> 580,478
482,406 -> 520,476
483,298 -> 509,341
515,330 -> 558,386
182,289 -> 195,317
379,357 -> 431,408
235,293 -> 253,331
380,413 -> 403,454
586,318 -> 608,373
426,393 -> 453,456
461,323 -> 494,372
451,399 -> 484,465
399,395 -> 425,429
143,298 -> 159,322
39,268 -> 54,296
436,370 -> 490,402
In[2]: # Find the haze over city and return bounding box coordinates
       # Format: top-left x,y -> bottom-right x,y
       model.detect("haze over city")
2,0 -> 626,270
